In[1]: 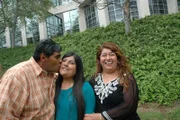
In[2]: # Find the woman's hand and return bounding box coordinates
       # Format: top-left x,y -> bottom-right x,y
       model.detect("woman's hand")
84,113 -> 104,120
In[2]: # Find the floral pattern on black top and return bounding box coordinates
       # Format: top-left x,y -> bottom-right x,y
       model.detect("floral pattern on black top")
94,73 -> 120,104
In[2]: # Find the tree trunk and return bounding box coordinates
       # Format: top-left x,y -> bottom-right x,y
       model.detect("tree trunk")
0,0 -> 7,34
123,0 -> 130,35
11,15 -> 18,48
11,25 -> 16,48
11,0 -> 19,48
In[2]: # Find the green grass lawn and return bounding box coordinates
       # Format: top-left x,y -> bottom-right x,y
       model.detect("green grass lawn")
138,102 -> 180,120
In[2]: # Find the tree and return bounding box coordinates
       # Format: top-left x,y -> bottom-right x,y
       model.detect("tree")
0,0 -> 7,34
73,0 -> 131,35
123,0 -> 130,34
0,0 -> 53,48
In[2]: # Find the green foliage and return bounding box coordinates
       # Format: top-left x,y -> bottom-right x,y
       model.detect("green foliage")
0,44 -> 35,76
130,14 -> 180,105
0,0 -> 53,24
1,13 -> 180,105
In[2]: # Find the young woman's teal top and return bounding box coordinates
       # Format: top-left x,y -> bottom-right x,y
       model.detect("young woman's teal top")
55,82 -> 95,120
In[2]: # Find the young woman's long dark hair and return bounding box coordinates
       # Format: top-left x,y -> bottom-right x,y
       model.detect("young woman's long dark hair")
54,52 -> 85,120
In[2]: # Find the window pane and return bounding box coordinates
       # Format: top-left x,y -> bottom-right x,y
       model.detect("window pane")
84,3 -> 99,29
148,0 -> 168,15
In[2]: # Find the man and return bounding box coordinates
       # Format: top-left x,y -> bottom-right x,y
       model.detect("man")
0,39 -> 61,119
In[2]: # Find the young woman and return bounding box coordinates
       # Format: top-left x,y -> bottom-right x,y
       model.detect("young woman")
84,42 -> 140,120
54,52 -> 95,120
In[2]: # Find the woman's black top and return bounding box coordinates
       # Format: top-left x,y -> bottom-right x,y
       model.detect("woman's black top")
89,73 -> 140,120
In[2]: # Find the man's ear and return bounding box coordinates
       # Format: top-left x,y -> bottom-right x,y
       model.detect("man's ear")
40,53 -> 47,62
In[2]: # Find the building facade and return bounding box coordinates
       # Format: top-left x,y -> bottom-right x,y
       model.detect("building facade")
0,0 -> 179,48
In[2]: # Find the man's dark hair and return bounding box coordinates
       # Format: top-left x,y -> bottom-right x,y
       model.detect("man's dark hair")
33,39 -> 61,62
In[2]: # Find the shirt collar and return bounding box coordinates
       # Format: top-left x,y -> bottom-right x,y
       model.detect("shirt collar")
30,57 -> 45,76
30,57 -> 58,78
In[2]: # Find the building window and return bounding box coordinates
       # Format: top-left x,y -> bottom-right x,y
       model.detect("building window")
108,0 -> 124,22
52,0 -> 72,6
107,0 -> 139,22
148,0 -> 168,15
46,15 -> 63,38
52,0 -> 59,6
130,0 -> 139,20
63,9 -> 79,33
26,17 -> 40,44
178,0 -> 180,11
84,4 -> 99,29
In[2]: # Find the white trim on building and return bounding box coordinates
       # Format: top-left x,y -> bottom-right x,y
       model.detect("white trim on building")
137,0 -> 150,18
5,27 -> 11,48
167,0 -> 178,14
